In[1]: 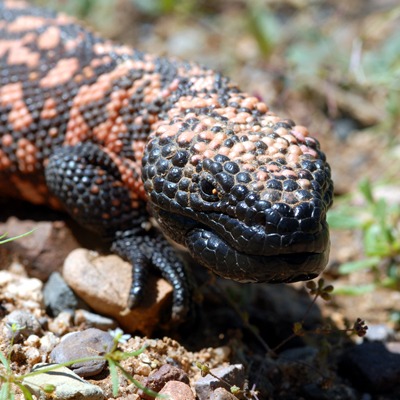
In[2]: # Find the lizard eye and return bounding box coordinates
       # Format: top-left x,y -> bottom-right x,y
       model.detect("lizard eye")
200,177 -> 219,201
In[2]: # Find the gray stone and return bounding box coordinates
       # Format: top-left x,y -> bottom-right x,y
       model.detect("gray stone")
195,364 -> 245,400
23,363 -> 104,400
302,383 -> 358,400
50,328 -> 114,377
279,345 -> 318,362
364,323 -> 394,342
43,272 -> 83,316
339,341 -> 400,393
74,309 -> 118,330
3,310 -> 42,342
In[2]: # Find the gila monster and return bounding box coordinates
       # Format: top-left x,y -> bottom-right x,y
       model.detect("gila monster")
0,1 -> 334,321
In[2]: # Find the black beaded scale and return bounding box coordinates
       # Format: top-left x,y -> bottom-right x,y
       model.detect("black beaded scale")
0,1 -> 334,321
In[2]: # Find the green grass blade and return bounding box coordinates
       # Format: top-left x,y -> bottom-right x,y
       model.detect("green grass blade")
15,383 -> 34,400
117,364 -> 167,398
339,257 -> 381,274
119,345 -> 148,359
333,283 -> 376,295
0,229 -> 36,245
108,359 -> 120,397
0,351 -> 10,370
0,383 -> 11,400
359,179 -> 375,204
327,210 -> 363,229
364,225 -> 392,256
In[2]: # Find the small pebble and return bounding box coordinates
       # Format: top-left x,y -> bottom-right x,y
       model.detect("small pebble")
39,332 -> 59,353
43,272 -> 82,316
74,309 -> 118,330
159,380 -> 195,400
24,334 -> 41,347
0,270 -> 43,304
211,346 -> 231,363
364,324 -> 394,342
48,310 -> 74,335
210,387 -> 238,400
23,363 -> 104,400
140,364 -> 190,400
135,362 -> 152,376
50,328 -> 114,377
3,310 -> 42,341
25,347 -> 41,366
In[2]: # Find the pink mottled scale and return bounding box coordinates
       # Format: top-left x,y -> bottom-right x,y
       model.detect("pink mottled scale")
0,1 -> 323,214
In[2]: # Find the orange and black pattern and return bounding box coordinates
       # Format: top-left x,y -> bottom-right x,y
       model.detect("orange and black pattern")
0,1 -> 334,322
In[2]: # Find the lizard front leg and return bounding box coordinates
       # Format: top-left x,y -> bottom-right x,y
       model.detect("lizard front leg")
45,142 -> 191,321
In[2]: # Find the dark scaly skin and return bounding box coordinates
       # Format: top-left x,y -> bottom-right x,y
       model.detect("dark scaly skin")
0,1 -> 334,321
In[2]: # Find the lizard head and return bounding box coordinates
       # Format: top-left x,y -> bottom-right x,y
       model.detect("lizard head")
142,95 -> 333,284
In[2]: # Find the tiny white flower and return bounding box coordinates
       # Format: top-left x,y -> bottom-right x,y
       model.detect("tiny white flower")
109,327 -> 131,344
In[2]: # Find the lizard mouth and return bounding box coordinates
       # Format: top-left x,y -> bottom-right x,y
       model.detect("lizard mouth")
184,226 -> 329,283
153,205 -> 330,284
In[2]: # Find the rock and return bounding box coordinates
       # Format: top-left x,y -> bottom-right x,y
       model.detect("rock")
43,272 -> 86,316
3,310 -> 42,342
63,248 -> 173,334
0,270 -> 43,305
0,218 -> 79,281
140,364 -> 190,400
210,387 -> 239,400
25,334 -> 41,347
339,341 -> 400,393
387,342 -> 400,354
24,347 -> 42,366
195,364 -> 245,400
50,328 -> 114,377
159,380 -> 195,400
301,383 -> 358,400
214,281 -> 322,350
279,346 -> 318,362
364,324 -> 394,342
74,309 -> 118,330
23,363 -> 104,400
249,284 -> 322,349
48,310 -> 74,336
39,332 -> 59,354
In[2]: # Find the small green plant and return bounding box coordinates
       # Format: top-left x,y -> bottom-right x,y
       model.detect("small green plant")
0,232 -> 163,399
0,323 -> 33,400
271,279 -> 368,354
0,230 -> 36,245
106,328 -> 167,398
206,278 -> 367,398
196,361 -> 259,400
328,179 -> 400,294
0,327 -> 164,399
